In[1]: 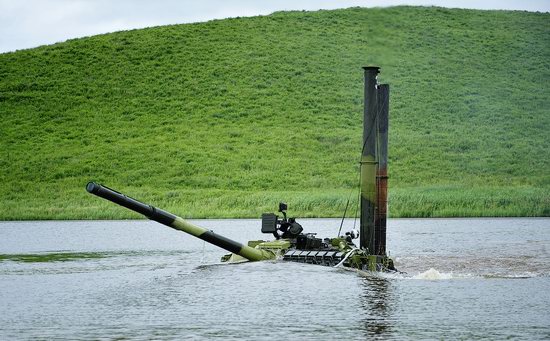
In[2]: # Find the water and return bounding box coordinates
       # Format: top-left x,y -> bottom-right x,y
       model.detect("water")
1,218 -> 549,340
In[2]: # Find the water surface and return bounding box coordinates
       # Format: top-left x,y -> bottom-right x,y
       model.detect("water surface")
1,218 -> 549,340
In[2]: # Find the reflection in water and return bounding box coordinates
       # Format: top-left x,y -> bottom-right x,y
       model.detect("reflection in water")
0,250 -> 196,263
360,276 -> 393,338
0,252 -> 106,263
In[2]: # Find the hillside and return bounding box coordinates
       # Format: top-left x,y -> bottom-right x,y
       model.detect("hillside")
0,6 -> 549,220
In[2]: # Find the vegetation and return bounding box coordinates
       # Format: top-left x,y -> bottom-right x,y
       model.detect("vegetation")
0,6 -> 548,220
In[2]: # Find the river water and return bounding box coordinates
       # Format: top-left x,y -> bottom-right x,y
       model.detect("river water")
1,218 -> 549,340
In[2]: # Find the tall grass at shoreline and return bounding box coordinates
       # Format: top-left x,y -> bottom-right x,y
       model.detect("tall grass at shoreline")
1,185 -> 546,220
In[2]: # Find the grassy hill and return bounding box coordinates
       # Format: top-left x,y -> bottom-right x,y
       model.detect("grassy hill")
0,6 -> 548,220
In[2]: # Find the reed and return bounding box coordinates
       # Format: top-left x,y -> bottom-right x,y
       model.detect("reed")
1,186 -> 547,220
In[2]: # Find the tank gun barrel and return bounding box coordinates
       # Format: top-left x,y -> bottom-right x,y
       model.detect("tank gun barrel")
86,182 -> 274,262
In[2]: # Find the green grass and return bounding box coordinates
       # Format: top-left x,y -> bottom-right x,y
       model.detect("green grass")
0,6 -> 549,219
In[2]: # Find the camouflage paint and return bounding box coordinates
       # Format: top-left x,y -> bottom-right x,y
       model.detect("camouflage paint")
170,217 -> 275,261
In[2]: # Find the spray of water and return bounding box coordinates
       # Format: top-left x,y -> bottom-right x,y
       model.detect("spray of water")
412,268 -> 453,280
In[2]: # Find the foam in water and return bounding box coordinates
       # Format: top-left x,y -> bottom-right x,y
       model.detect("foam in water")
413,268 -> 453,280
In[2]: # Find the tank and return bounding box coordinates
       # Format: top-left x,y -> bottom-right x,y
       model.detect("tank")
86,67 -> 396,272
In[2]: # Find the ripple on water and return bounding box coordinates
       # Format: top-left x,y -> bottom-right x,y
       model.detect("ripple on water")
1,218 -> 550,340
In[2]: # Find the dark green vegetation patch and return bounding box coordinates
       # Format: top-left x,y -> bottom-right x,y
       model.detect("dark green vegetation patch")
0,252 -> 105,263
1,6 -> 548,219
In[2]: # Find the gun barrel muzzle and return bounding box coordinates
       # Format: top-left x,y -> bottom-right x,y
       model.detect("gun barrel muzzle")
86,182 -> 176,225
